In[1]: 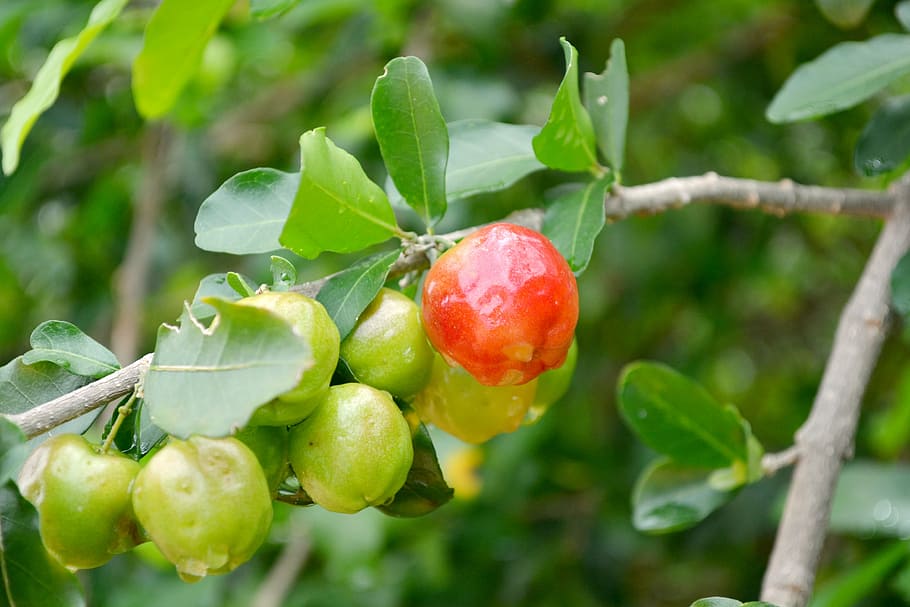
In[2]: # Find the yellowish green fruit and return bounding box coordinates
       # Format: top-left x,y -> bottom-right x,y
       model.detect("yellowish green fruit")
17,434 -> 143,570
237,291 -> 340,424
414,354 -> 538,444
526,337 -> 578,424
340,288 -> 434,398
131,436 -> 273,581
288,383 -> 413,514
235,425 -> 290,496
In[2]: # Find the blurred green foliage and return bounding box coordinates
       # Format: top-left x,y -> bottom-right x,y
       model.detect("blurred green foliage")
3,0 -> 910,605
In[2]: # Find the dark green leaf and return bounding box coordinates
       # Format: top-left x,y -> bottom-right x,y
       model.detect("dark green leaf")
111,399 -> 167,461
226,272 -> 256,298
194,169 -> 299,254
189,273 -> 248,322
532,37 -> 598,172
280,128 -> 400,258
829,460 -> 910,538
854,95 -> 910,176
250,0 -> 300,20
633,458 -> 735,534
898,1 -> 910,30
132,0 -> 235,118
808,542 -> 908,607
143,299 -> 313,438
767,34 -> 910,123
270,255 -> 298,291
867,365 -> 910,458
372,56 -> 449,228
376,417 -> 454,517
0,481 -> 85,607
0,418 -> 25,485
618,361 -> 748,467
22,321 -> 119,378
584,38 -> 628,172
690,599 -> 743,607
0,358 -> 89,417
316,249 -> 401,340
543,175 -> 613,275
891,251 -> 910,320
0,0 -> 128,175
816,0 -> 875,28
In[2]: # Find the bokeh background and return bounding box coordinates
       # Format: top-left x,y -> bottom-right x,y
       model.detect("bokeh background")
3,1 -> 910,605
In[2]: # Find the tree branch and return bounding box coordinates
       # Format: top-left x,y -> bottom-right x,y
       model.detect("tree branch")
760,180 -> 910,607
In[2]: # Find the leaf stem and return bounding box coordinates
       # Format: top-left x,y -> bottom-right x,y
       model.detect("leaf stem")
100,389 -> 138,454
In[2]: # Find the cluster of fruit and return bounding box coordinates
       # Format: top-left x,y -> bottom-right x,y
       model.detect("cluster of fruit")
17,223 -> 579,580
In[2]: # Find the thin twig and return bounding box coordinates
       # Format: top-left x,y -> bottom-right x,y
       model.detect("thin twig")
761,446 -> 801,476
250,533 -> 311,607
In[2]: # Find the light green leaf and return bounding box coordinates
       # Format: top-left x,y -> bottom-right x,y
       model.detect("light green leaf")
808,542 -> 909,607
280,128 -> 400,259
898,1 -> 910,30
0,481 -> 86,607
22,321 -> 119,378
829,460 -> 910,538
854,95 -> 910,176
194,169 -> 300,254
690,599 -> 743,607
867,364 -> 910,458
816,0 -> 875,28
315,249 -> 401,340
0,418 -> 25,485
767,34 -> 910,123
618,361 -> 748,468
0,358 -> 89,417
250,0 -> 300,20
143,299 -> 313,438
0,0 -> 128,175
891,251 -> 910,320
270,255 -> 297,291
189,273 -> 248,322
633,458 -> 735,534
226,272 -> 256,298
584,38 -> 628,172
532,37 -> 598,172
543,175 -> 613,275
132,0 -> 235,119
372,56 -> 448,228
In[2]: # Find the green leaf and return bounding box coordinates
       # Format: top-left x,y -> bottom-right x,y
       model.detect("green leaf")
0,418 -> 25,485
584,38 -> 629,173
808,542 -> 909,607
0,0 -> 129,175
0,481 -> 86,607
898,1 -> 910,31
143,299 -> 314,439
315,249 -> 401,340
280,128 -> 400,258
816,0 -> 875,28
131,0 -> 235,119
22,321 -> 119,378
632,458 -> 736,534
376,417 -> 454,517
110,399 -> 167,461
690,599 -> 743,607
270,255 -> 297,291
617,361 -> 748,468
867,364 -> 910,458
250,0 -> 300,20
194,169 -> 299,255
532,37 -> 598,173
226,272 -> 256,298
189,273 -> 248,322
0,358 -> 89,417
829,460 -> 910,538
543,175 -> 613,275
372,56 -> 449,228
891,251 -> 910,320
854,95 -> 910,176
767,34 -> 910,123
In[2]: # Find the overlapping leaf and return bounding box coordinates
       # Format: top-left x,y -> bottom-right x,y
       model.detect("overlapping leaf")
854,95 -> 910,176
543,175 -> 613,275
22,321 -> 119,378
584,38 -> 628,172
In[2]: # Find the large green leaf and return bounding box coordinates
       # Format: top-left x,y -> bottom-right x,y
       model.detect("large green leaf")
617,361 -> 748,468
372,56 -> 449,228
143,299 -> 313,438
899,1 -> 910,31
0,0 -> 128,175
0,358 -> 89,417
22,321 -> 119,379
583,38 -> 629,173
808,542 -> 909,607
854,95 -> 910,176
250,0 -> 300,20
315,249 -> 401,340
632,458 -> 735,534
194,169 -> 299,254
543,175 -> 613,275
532,38 -> 598,173
767,34 -> 910,123
131,0 -> 235,119
280,128 -> 400,258
0,481 -> 85,607
829,460 -> 910,538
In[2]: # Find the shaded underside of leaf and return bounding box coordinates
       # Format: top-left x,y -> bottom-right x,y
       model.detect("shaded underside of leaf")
854,94 -> 910,177
583,38 -> 629,173
0,358 -> 89,417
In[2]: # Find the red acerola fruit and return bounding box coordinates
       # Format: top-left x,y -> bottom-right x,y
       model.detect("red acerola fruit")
421,223 -> 579,386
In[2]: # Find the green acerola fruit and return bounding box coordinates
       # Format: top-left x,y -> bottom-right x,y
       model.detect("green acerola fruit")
234,424 -> 290,496
339,288 -> 434,399
236,291 -> 341,425
526,337 -> 578,424
17,433 -> 144,570
288,383 -> 413,514
131,436 -> 273,582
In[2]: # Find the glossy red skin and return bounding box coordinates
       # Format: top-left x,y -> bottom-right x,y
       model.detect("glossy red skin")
421,223 -> 579,386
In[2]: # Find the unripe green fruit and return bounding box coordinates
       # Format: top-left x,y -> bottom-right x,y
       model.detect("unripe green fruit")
414,354 -> 538,444
237,291 -> 340,425
340,288 -> 434,398
17,434 -> 143,570
235,425 -> 290,496
526,337 -> 578,424
131,436 -> 273,581
288,383 -> 413,514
